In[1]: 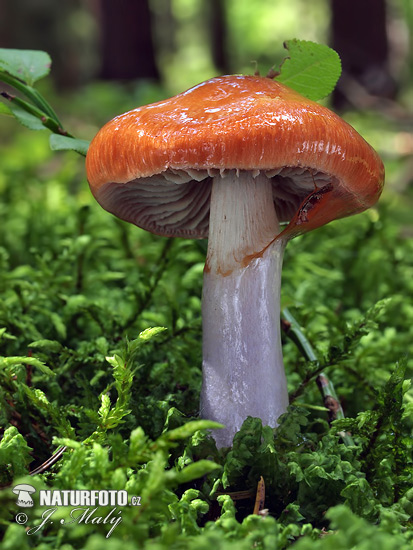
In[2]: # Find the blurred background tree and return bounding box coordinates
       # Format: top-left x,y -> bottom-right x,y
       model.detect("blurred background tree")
0,0 -> 412,193
98,0 -> 159,81
0,0 -> 99,89
0,0 -> 411,104
331,0 -> 397,108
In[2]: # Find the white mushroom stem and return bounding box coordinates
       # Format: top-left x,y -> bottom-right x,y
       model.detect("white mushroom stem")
200,171 -> 289,448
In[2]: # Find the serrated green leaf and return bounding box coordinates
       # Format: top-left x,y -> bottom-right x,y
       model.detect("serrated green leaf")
128,427 -> 149,462
160,420 -> 224,444
52,437 -> 81,449
49,134 -> 90,156
0,426 -> 33,480
105,355 -> 120,368
0,48 -> 51,85
127,327 -> 167,356
48,311 -> 67,339
172,460 -> 221,484
0,328 -> 17,342
276,39 -> 341,101
24,386 -> 50,407
0,355 -> 54,375
98,393 -> 112,420
138,326 -> 167,343
23,386 -> 74,437
28,339 -> 63,353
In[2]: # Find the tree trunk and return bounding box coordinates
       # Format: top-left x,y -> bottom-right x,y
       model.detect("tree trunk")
0,0 -> 86,89
208,0 -> 230,75
99,0 -> 159,81
331,0 -> 396,108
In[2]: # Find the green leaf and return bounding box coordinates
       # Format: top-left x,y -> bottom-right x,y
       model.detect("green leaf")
0,328 -> 17,342
276,39 -> 342,101
172,460 -> 221,484
0,355 -> 54,375
28,339 -> 63,353
23,386 -> 74,437
49,134 -> 90,156
0,48 -> 51,85
98,393 -> 112,421
161,420 -> 224,442
136,326 -> 167,344
0,426 -> 33,481
5,101 -> 46,130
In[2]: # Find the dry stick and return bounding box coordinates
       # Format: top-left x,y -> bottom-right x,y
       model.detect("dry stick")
282,307 -> 354,446
2,446 -> 67,488
253,476 -> 266,515
214,481 -> 267,517
29,446 -> 67,476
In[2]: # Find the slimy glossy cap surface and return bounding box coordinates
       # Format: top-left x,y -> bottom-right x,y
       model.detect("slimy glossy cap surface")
86,75 -> 385,239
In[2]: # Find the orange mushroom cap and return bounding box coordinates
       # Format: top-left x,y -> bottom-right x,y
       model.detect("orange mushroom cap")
86,75 -> 385,240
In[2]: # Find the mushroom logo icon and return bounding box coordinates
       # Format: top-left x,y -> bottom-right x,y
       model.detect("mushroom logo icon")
12,484 -> 36,507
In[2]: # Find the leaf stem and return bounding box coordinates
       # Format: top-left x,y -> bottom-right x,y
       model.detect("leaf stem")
0,69 -> 63,125
1,91 -> 71,136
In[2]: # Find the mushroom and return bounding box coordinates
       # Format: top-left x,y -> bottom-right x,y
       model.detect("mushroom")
86,75 -> 384,448
12,483 -> 36,507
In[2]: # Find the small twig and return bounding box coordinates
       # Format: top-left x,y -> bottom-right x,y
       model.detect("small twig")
288,361 -> 326,404
0,69 -> 64,125
315,373 -> 346,422
266,67 -> 280,79
30,446 -> 67,476
26,349 -> 33,387
1,91 -> 72,137
282,308 -> 354,445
